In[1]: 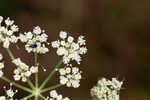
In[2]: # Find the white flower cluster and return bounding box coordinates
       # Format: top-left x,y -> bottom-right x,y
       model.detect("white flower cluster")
91,78 -> 123,100
0,53 -> 4,77
46,90 -> 70,100
51,31 -> 87,65
0,84 -> 17,100
12,58 -> 38,82
59,67 -> 82,88
19,26 -> 49,54
0,16 -> 19,48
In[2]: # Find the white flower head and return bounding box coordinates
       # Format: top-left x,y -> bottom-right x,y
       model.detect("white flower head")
12,58 -> 38,82
0,17 -> 19,48
52,31 -> 87,65
91,78 -> 123,100
19,26 -> 49,54
59,67 -> 82,88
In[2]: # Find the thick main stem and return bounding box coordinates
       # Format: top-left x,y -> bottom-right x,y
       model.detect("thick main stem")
34,52 -> 38,88
40,59 -> 63,89
34,96 -> 38,100
1,76 -> 32,93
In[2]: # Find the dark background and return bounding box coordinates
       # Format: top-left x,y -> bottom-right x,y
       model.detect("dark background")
0,0 -> 150,100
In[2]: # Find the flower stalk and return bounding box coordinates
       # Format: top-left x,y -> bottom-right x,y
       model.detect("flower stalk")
34,52 -> 38,88
20,94 -> 34,100
1,76 -> 32,93
39,59 -> 63,90
41,84 -> 62,93
6,48 -> 15,60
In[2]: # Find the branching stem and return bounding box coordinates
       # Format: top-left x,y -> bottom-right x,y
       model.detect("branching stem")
40,59 -> 63,89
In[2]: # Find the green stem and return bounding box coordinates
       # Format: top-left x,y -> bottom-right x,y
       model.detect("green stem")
1,76 -> 32,93
34,52 -> 38,88
27,78 -> 35,89
39,94 -> 45,100
6,48 -> 15,60
20,94 -> 34,100
34,96 -> 38,100
40,59 -> 63,89
41,84 -> 62,93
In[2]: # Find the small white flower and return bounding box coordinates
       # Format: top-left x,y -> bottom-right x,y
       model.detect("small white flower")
37,45 -> 49,54
78,36 -> 86,46
14,74 -> 21,81
11,25 -> 19,32
5,18 -> 14,26
56,95 -> 63,100
67,36 -> 74,43
0,96 -> 5,100
24,71 -> 31,77
6,89 -> 15,98
33,26 -> 41,35
60,76 -> 68,85
30,66 -> 38,73
19,34 -> 28,42
71,43 -> 79,50
22,77 -> 27,82
60,41 -> 66,46
59,31 -> 67,39
72,67 -> 79,74
39,33 -> 48,42
25,32 -> 33,39
59,69 -> 66,75
10,36 -> 18,43
71,80 -> 80,88
50,90 -> 58,98
65,67 -> 71,74
51,41 -> 60,48
57,47 -> 66,56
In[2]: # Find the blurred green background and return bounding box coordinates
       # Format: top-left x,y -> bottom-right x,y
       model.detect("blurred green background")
0,0 -> 150,100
